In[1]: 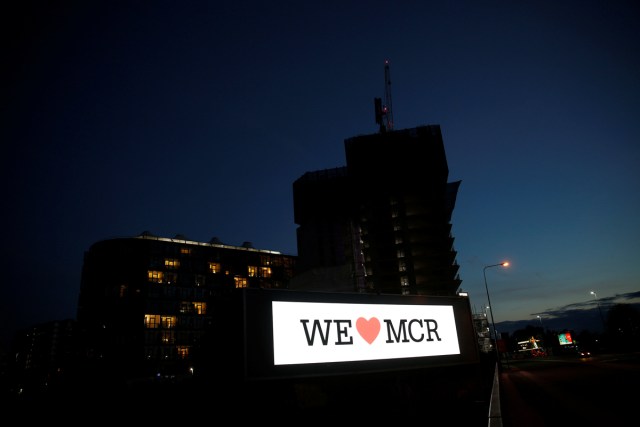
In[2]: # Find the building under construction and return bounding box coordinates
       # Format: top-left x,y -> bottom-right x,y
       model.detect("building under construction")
291,124 -> 462,296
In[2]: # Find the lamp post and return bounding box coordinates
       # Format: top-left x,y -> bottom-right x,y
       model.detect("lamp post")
535,315 -> 546,354
483,261 -> 509,364
590,291 -> 606,332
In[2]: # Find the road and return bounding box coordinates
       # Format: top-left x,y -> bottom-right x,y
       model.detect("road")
496,352 -> 640,426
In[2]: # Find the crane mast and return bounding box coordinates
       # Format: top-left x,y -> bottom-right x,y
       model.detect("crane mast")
374,59 -> 394,133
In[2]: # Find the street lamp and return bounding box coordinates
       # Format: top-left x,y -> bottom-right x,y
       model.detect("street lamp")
483,261 -> 509,363
590,291 -> 606,332
535,315 -> 546,353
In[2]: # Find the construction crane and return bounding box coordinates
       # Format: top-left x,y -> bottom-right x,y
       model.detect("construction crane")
374,59 -> 394,133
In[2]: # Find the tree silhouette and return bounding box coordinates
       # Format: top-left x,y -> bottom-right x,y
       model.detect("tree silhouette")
605,303 -> 640,352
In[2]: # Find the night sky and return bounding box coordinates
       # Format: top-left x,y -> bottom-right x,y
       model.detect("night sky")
2,0 -> 639,350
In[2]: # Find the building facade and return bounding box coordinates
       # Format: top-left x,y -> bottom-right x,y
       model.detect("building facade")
75,232 -> 296,382
292,125 -> 462,296
472,311 -> 494,354
9,319 -> 79,395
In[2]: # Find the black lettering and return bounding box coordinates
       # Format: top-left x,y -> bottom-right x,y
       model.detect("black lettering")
384,319 -> 410,343
424,319 -> 441,341
300,319 -> 332,345
334,320 -> 353,345
408,319 -> 424,342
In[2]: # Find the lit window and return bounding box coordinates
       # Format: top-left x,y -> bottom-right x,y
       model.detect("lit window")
209,262 -> 221,274
395,237 -> 403,245
260,267 -> 272,278
177,346 -> 190,359
234,276 -> 248,288
165,258 -> 180,269
148,271 -> 164,283
398,260 -> 407,272
180,247 -> 191,255
248,266 -> 258,277
397,249 -> 405,258
180,302 -> 193,314
261,255 -> 272,266
193,302 -> 207,315
161,316 -> 176,329
145,314 -> 160,329
400,276 -> 409,287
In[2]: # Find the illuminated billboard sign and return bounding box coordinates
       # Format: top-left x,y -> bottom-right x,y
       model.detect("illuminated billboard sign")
558,332 -> 574,345
272,301 -> 460,365
236,289 -> 479,379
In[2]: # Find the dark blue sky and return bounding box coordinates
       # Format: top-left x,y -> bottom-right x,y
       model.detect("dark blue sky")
2,0 -> 639,349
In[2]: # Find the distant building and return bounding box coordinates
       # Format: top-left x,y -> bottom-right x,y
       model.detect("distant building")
291,125 -> 462,296
75,232 -> 296,382
9,319 -> 79,395
471,312 -> 493,354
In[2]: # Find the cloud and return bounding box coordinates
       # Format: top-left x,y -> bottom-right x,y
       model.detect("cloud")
497,291 -> 640,335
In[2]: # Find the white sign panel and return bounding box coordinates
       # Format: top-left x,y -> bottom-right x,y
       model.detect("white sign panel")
272,301 -> 460,365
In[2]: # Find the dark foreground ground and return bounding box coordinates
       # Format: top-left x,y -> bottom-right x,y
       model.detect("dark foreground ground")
6,354 -> 497,423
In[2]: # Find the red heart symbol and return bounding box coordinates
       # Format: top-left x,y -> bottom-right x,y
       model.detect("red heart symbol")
356,317 -> 380,344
